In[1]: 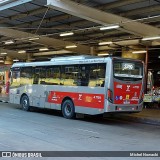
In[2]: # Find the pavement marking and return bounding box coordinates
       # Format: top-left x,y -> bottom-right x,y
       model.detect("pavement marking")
77,128 -> 99,134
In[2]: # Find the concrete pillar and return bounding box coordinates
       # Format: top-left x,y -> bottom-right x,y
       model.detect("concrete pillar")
121,48 -> 145,61
90,47 -> 97,56
4,56 -> 13,65
26,53 -> 33,62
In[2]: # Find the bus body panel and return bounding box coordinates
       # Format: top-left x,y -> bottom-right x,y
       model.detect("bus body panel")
9,56 -> 144,116
10,84 -> 106,115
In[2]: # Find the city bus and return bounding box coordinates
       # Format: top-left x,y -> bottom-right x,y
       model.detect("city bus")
9,56 -> 144,119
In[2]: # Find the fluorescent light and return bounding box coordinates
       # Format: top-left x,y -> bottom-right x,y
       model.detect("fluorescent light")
158,56 -> 160,58
65,45 -> 77,49
98,41 -> 113,45
39,48 -> 49,51
142,36 -> 160,41
60,32 -> 74,37
13,59 -> 19,62
18,50 -> 26,53
1,52 -> 7,55
100,25 -> 120,30
4,40 -> 14,45
29,37 -> 40,41
132,50 -> 147,54
98,53 -> 109,56
0,60 -> 4,63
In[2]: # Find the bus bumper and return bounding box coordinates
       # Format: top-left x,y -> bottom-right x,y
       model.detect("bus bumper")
105,101 -> 143,113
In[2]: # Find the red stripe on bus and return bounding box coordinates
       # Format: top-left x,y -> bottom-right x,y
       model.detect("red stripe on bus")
48,91 -> 104,109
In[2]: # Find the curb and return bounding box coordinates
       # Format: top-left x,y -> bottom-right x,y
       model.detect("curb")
113,114 -> 160,126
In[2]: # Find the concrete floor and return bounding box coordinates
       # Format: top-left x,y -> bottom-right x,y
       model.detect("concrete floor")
0,102 -> 160,160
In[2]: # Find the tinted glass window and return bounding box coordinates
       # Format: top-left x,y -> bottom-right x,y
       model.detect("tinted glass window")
113,61 -> 143,81
61,65 -> 79,86
20,67 -> 33,85
10,67 -> 21,87
44,66 -> 61,85
79,63 -> 106,87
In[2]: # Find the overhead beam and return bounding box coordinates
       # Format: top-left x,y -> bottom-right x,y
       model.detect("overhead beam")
33,50 -> 72,56
0,48 -> 26,59
47,0 -> 160,37
0,0 -> 143,24
0,28 -> 90,54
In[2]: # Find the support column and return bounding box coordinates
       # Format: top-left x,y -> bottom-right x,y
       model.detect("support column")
4,56 -> 13,65
122,48 -> 145,61
90,47 -> 97,56
26,53 -> 33,62
145,46 -> 149,94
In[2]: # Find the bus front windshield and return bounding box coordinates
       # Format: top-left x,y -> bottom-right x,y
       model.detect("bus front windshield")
113,61 -> 143,81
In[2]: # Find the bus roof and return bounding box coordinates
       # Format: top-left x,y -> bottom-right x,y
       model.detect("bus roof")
11,56 -> 143,68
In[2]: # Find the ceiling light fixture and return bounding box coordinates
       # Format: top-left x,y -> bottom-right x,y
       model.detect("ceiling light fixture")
98,53 -> 109,56
98,41 -> 113,45
100,25 -> 120,30
60,32 -> 74,37
18,50 -> 26,54
142,36 -> 160,41
13,59 -> 19,62
65,45 -> 77,49
0,60 -> 4,63
39,48 -> 49,51
4,40 -> 14,45
0,52 -> 7,55
132,50 -> 147,54
29,37 -> 40,41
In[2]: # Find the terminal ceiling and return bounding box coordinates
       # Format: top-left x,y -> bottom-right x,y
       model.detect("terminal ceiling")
0,0 -> 159,71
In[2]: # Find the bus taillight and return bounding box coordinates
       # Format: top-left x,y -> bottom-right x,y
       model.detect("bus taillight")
107,89 -> 113,103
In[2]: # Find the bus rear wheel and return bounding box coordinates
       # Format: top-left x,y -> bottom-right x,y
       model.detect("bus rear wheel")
62,99 -> 75,119
21,95 -> 30,111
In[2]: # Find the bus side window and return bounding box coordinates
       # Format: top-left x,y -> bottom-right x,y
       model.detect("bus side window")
96,64 -> 106,87
10,69 -> 21,87
82,63 -> 106,87
52,67 -> 61,85
33,67 -> 41,84
44,66 -> 61,85
61,65 -> 78,86
88,64 -> 97,87
20,67 -> 33,85
79,65 -> 89,86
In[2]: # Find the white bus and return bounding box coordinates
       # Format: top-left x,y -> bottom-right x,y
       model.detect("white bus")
9,56 -> 144,119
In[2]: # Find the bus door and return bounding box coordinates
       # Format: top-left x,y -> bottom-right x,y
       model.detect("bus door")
32,67 -> 45,108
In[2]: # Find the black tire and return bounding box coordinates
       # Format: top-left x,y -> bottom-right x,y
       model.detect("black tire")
62,99 -> 75,119
21,95 -> 30,111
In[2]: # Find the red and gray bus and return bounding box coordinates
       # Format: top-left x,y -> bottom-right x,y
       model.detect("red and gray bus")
9,56 -> 144,118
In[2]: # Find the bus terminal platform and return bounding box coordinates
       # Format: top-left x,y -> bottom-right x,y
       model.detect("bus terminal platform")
0,94 -> 160,126
112,108 -> 160,126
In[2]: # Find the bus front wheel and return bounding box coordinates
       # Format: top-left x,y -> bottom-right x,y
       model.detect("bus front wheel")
21,95 -> 30,111
62,99 -> 75,119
